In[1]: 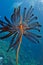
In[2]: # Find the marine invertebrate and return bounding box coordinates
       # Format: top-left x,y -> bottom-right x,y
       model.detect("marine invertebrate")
0,6 -> 41,65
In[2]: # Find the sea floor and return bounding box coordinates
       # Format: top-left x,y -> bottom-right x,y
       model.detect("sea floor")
0,40 -> 41,65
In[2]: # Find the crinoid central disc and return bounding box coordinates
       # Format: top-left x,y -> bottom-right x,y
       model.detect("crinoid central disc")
19,24 -> 24,34
18,16 -> 24,34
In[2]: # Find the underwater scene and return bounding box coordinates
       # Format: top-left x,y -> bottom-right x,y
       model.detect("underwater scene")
0,0 -> 43,65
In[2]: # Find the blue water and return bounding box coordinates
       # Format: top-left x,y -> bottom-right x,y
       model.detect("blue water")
0,0 -> 43,65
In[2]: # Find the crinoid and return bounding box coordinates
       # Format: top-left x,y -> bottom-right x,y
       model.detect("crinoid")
0,6 -> 42,65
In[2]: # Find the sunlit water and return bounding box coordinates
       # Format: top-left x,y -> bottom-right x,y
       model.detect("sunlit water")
0,0 -> 43,65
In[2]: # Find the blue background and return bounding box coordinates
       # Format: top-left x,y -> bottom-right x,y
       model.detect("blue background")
0,0 -> 43,65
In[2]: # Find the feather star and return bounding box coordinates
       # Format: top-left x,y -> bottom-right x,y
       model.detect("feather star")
0,6 -> 42,65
